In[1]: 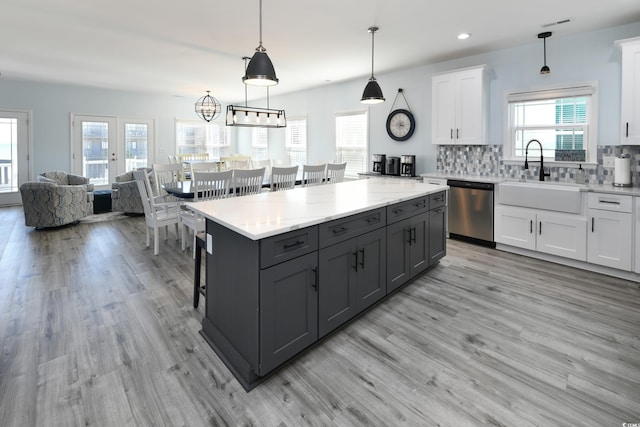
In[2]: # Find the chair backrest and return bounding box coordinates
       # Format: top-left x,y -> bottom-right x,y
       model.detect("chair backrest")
326,162 -> 347,184
251,158 -> 273,176
270,165 -> 298,192
152,163 -> 183,195
302,164 -> 326,187
167,155 -> 175,164
225,159 -> 251,170
232,167 -> 265,196
192,170 -> 233,201
133,170 -> 155,219
190,161 -> 224,176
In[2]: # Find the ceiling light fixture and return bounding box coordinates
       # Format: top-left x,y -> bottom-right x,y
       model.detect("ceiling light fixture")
227,57 -> 286,128
538,31 -> 552,75
243,0 -> 279,86
361,26 -> 385,104
195,90 -> 221,122
457,33 -> 471,40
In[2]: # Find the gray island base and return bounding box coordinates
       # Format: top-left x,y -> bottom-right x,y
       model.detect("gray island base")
188,179 -> 448,391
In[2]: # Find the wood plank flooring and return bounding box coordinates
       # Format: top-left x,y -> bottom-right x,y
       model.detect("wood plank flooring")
0,206 -> 638,426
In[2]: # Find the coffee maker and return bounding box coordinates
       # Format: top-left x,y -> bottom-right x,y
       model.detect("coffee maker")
386,157 -> 401,176
400,155 -> 416,177
372,154 -> 386,174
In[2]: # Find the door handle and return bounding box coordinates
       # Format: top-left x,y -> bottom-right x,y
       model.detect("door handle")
539,221 -> 542,235
592,217 -> 595,232
311,267 -> 318,292
530,220 -> 533,234
352,251 -> 358,272
410,227 -> 417,244
359,248 -> 365,269
456,128 -> 459,139
450,129 -> 453,139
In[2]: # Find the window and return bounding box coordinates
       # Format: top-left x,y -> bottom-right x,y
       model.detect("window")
175,120 -> 230,159
251,128 -> 268,160
336,111 -> 368,177
505,84 -> 597,163
285,118 -> 307,167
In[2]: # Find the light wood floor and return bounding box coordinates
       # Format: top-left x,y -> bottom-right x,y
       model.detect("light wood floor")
0,206 -> 639,426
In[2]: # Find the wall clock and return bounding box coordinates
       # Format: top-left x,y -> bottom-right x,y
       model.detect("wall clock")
386,88 -> 415,141
386,109 -> 415,141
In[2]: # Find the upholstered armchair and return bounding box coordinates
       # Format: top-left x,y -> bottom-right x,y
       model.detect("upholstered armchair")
39,171 -> 95,192
20,181 -> 94,228
111,168 -> 152,214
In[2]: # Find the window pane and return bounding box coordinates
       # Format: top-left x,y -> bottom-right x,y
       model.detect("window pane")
124,123 -> 148,170
176,120 -> 230,159
336,112 -> 367,177
0,118 -> 17,192
82,121 -> 109,186
286,118 -> 307,167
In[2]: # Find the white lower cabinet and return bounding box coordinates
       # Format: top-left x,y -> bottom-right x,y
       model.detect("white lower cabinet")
495,205 -> 587,261
587,193 -> 633,271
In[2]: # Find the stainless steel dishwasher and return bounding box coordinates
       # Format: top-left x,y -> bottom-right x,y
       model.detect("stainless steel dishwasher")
447,179 -> 495,247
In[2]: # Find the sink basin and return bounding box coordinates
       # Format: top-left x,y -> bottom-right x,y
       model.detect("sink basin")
498,181 -> 583,213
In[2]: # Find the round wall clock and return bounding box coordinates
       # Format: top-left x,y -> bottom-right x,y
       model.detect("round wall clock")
386,109 -> 416,141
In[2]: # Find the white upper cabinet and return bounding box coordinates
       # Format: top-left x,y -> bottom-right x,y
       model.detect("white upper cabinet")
619,37 -> 640,145
431,65 -> 487,145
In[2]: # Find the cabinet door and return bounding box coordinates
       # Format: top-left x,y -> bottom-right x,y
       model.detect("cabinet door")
621,39 -> 640,145
356,228 -> 386,311
494,206 -> 536,250
537,213 -> 587,261
386,219 -> 411,293
587,210 -> 632,270
260,252 -> 318,374
431,74 -> 456,145
429,206 -> 447,265
456,67 -> 484,145
409,212 -> 429,278
318,240 -> 358,338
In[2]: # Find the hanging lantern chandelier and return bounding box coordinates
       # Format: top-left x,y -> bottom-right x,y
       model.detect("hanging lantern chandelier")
194,91 -> 221,122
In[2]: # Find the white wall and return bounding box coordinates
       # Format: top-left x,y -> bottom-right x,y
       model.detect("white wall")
0,21 -> 638,179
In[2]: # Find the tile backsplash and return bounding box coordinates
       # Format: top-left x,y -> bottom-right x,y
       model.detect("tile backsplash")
436,145 -> 640,185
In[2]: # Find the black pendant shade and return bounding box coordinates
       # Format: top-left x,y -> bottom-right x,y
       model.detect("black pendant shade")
243,50 -> 279,86
361,78 -> 385,104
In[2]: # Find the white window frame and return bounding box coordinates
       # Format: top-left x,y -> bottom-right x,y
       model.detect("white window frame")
175,119 -> 231,159
335,110 -> 369,178
503,82 -> 598,165
285,116 -> 307,167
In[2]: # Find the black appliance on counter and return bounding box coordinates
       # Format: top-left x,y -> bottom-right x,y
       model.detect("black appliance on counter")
447,179 -> 495,247
372,154 -> 386,174
386,157 -> 401,176
400,155 -> 416,177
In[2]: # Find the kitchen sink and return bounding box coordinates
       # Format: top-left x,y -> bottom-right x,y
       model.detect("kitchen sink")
498,181 -> 584,213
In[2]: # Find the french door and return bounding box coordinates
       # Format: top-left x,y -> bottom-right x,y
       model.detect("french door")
72,114 -> 154,188
0,110 -> 30,207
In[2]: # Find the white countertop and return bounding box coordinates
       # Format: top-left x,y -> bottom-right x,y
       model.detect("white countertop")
187,178 -> 448,240
421,172 -> 640,196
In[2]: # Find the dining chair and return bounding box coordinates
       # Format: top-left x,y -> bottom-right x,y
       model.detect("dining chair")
301,164 -> 326,187
167,155 -> 175,164
190,161 -> 224,176
251,158 -> 273,177
233,167 -> 265,196
133,170 -> 181,255
325,162 -> 347,184
180,170 -> 233,258
270,165 -> 299,192
152,163 -> 183,196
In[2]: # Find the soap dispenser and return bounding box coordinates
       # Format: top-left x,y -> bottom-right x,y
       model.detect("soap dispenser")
575,164 -> 586,185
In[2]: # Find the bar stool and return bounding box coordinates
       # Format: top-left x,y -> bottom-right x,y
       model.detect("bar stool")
194,232 -> 206,308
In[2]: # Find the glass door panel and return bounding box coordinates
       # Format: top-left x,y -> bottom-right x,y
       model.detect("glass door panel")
0,111 -> 29,206
82,120 -> 111,186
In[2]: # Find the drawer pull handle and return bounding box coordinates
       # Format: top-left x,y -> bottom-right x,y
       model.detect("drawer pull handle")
366,216 -> 380,223
393,208 -> 404,215
415,203 -> 426,208
283,240 -> 305,250
599,200 -> 621,205
333,226 -> 348,235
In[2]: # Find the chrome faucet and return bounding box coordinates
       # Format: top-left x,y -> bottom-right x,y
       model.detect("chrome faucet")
524,139 -> 550,181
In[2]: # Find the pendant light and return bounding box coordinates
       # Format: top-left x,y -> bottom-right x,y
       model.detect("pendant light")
243,0 -> 279,86
361,26 -> 385,104
194,91 -> 221,122
538,31 -> 552,75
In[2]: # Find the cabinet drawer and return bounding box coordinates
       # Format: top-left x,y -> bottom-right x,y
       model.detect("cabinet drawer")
430,191 -> 446,210
387,196 -> 429,224
260,226 -> 318,269
588,193 -> 633,213
319,208 -> 386,248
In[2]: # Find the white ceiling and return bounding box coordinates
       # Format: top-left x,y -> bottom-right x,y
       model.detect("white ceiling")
1,0 -> 639,103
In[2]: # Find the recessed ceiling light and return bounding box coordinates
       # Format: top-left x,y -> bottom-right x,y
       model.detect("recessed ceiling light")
457,33 -> 471,40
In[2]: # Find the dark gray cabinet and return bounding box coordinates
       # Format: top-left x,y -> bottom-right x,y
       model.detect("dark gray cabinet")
260,252 -> 318,374
429,205 -> 447,265
318,227 -> 386,337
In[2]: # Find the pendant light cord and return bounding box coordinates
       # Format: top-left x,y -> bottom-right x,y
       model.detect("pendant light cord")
257,0 -> 264,52
370,28 -> 376,79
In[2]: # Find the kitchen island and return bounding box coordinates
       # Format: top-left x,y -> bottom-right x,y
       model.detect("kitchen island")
188,178 -> 448,390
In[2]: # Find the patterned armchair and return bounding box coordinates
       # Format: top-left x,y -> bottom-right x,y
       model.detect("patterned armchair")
111,168 -> 152,214
39,171 -> 95,192
20,181 -> 94,228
